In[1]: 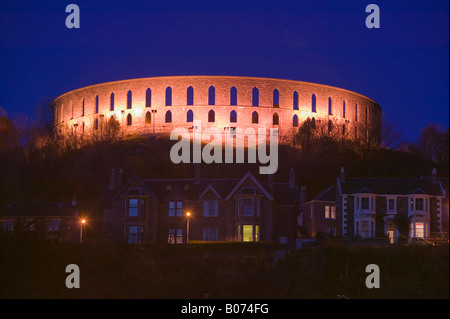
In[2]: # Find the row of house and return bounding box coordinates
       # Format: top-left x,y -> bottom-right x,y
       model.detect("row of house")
1,167 -> 448,246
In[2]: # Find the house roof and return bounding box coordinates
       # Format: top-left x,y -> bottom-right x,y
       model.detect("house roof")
338,177 -> 445,196
105,171 -> 297,206
306,185 -> 336,203
1,202 -> 78,218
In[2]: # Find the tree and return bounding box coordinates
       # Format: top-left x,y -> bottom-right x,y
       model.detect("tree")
417,124 -> 446,163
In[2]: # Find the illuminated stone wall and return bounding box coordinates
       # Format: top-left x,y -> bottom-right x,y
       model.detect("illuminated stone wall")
52,76 -> 381,143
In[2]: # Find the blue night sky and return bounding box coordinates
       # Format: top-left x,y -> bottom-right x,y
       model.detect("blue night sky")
0,0 -> 448,142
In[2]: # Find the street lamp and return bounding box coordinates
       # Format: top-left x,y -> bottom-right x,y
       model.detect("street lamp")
186,212 -> 191,243
80,218 -> 86,244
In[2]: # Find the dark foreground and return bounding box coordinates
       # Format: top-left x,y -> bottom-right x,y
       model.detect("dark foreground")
0,236 -> 448,299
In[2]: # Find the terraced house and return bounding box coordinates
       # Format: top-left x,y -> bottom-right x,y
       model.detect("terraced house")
102,167 -> 299,246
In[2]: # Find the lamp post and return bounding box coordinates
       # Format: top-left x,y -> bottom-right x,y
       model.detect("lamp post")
186,212 -> 191,243
80,218 -> 86,244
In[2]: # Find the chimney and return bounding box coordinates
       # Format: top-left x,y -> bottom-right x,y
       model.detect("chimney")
109,169 -> 115,190
117,168 -> 124,188
300,185 -> 307,205
194,164 -> 200,184
340,167 -> 345,182
289,167 -> 296,188
432,168 -> 438,184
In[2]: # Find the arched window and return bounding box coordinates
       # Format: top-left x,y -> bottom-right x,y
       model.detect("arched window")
208,86 -> 215,106
146,88 -> 151,107
110,93 -> 115,111
94,118 -> 99,130
95,95 -> 99,114
230,86 -> 237,106
293,91 -> 299,110
311,117 -> 316,128
208,109 -> 215,122
165,87 -> 172,106
145,111 -> 151,124
328,119 -> 333,132
252,111 -> 259,124
328,97 -> 332,115
273,89 -> 279,108
127,90 -> 132,109
273,113 -> 279,125
165,110 -> 172,123
127,113 -> 132,126
293,114 -> 299,127
187,110 -> 193,122
355,103 -> 358,121
343,100 -> 346,118
230,110 -> 237,123
82,99 -> 85,116
252,87 -> 259,107
187,86 -> 194,106
311,94 -> 316,113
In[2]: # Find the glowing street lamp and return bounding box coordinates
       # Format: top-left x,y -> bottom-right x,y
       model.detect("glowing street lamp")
80,218 -> 86,244
186,212 -> 191,243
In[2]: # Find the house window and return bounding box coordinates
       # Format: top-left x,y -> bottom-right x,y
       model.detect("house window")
168,228 -> 183,244
243,198 -> 253,216
387,198 -> 396,212
324,206 -> 336,219
409,197 -> 428,212
203,200 -> 218,217
241,224 -> 259,242
361,197 -> 370,210
128,226 -> 138,244
169,201 -> 183,217
128,199 -> 139,217
48,219 -> 60,231
203,228 -> 218,241
415,198 -> 424,211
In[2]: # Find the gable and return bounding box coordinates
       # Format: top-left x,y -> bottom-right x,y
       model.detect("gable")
225,172 -> 273,201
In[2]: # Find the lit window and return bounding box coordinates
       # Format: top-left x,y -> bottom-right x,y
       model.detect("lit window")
168,228 -> 183,244
243,225 -> 253,242
203,200 -> 218,217
145,111 -> 151,124
331,206 -> 336,219
325,206 -> 330,219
